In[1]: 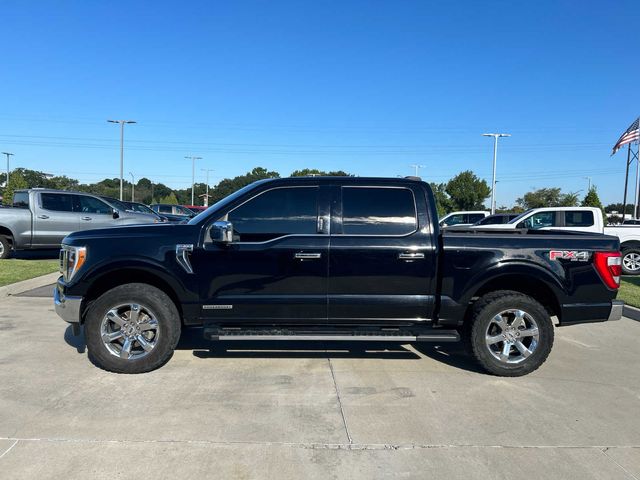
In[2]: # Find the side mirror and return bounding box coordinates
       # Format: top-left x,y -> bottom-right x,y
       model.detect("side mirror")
210,221 -> 233,244
516,221 -> 525,229
112,209 -> 120,219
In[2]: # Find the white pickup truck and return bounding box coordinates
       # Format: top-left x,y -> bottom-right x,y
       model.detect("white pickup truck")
475,207 -> 640,275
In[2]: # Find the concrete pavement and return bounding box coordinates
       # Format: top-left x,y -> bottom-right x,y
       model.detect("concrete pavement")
0,295 -> 638,479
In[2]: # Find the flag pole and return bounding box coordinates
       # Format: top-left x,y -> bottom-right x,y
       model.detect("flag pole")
622,143 -> 632,222
635,149 -> 640,219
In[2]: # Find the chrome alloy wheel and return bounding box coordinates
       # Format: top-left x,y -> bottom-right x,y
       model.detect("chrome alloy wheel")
0,241 -> 4,257
623,252 -> 640,272
485,309 -> 539,364
100,304 -> 160,360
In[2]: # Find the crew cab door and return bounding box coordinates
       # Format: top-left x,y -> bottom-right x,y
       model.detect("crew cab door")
32,192 -> 80,247
194,185 -> 330,323
328,184 -> 437,323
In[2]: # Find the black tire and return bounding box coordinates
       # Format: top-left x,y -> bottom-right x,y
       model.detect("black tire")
621,247 -> 640,276
84,283 -> 181,373
0,236 -> 11,259
466,290 -> 554,377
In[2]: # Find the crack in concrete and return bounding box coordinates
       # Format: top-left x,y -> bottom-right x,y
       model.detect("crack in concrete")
327,357 -> 353,444
0,440 -> 18,459
601,447 -> 640,480
1,437 -> 639,452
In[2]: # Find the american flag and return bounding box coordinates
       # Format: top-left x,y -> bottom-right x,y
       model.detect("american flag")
612,117 -> 640,156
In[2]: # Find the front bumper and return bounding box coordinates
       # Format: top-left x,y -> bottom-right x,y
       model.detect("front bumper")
608,300 -> 624,321
54,280 -> 82,324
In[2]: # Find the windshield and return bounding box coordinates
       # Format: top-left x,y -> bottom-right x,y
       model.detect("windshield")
188,180 -> 271,225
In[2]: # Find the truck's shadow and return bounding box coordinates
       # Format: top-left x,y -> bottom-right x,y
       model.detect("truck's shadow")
64,325 -> 483,373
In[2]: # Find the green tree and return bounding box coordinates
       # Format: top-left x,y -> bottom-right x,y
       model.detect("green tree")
159,192 -> 178,205
582,186 -> 607,225
290,168 -> 350,177
210,167 -> 280,203
445,170 -> 491,210
2,171 -> 28,206
516,187 -> 579,209
429,182 -> 453,217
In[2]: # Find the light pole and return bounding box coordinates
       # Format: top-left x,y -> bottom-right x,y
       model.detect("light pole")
108,120 -> 136,200
2,152 -> 13,189
584,176 -> 592,191
482,133 -> 510,214
201,168 -> 214,207
409,164 -> 425,177
129,172 -> 135,201
185,156 -> 202,205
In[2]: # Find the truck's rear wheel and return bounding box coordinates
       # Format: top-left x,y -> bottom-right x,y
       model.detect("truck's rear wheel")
467,291 -> 554,376
0,236 -> 11,259
84,283 -> 181,373
621,247 -> 640,275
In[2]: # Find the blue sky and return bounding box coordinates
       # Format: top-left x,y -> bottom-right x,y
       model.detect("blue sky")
1,0 -> 639,207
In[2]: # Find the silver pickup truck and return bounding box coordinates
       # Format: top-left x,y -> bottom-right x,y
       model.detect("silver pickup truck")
0,188 -> 158,258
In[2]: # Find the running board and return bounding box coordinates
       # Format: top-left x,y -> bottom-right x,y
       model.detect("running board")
203,328 -> 459,343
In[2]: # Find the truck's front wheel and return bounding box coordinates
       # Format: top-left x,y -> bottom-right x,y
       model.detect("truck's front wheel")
467,291 -> 554,376
84,283 -> 181,373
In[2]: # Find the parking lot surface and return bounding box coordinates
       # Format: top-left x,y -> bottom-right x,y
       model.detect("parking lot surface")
0,294 -> 639,479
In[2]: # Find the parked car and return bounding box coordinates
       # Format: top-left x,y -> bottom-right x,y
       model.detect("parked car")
150,203 -> 196,220
0,189 -> 158,259
474,213 -> 520,225
439,210 -> 489,228
470,206 -> 640,275
54,177 -> 622,376
475,207 -> 603,233
100,197 -> 165,223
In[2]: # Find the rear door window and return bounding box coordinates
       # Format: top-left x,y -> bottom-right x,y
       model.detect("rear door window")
341,187 -> 416,235
40,193 -> 74,212
12,192 -> 29,208
565,211 -> 594,227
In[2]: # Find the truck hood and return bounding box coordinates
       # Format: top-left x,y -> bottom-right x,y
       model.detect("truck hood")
62,223 -> 199,244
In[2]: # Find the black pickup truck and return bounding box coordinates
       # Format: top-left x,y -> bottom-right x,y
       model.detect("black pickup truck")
54,177 -> 623,376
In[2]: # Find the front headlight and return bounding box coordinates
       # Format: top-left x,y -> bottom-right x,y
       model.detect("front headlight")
60,245 -> 87,282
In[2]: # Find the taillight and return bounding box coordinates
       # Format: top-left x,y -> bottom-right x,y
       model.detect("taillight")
593,251 -> 622,290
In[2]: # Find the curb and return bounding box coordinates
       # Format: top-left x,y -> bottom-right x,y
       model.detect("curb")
0,272 -> 60,299
623,304 -> 640,322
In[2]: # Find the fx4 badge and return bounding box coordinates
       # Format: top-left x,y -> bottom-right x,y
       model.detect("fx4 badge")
549,250 -> 590,261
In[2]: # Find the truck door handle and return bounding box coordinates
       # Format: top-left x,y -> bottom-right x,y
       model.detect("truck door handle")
37,215 -> 49,219
81,217 -> 92,221
398,252 -> 425,260
294,252 -> 322,260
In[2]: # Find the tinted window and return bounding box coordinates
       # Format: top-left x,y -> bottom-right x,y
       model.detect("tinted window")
12,192 -> 29,209
565,210 -> 594,227
40,193 -> 74,212
78,196 -> 112,214
519,211 -> 556,229
442,214 -> 465,226
228,187 -> 319,242
468,213 -> 485,223
157,205 -> 172,214
174,205 -> 193,216
342,187 -> 416,235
